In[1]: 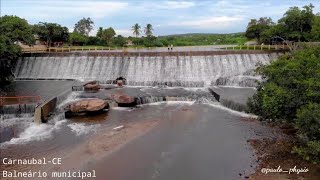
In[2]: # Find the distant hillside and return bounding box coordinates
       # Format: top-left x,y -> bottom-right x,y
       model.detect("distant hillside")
158,33 -> 247,46
159,32 -> 245,38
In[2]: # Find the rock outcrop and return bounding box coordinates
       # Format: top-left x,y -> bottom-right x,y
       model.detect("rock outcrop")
83,81 -> 101,90
109,93 -> 136,107
65,99 -> 109,118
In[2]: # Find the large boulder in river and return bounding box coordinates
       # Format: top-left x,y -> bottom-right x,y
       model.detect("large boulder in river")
109,93 -> 136,107
83,81 -> 101,90
65,99 -> 109,118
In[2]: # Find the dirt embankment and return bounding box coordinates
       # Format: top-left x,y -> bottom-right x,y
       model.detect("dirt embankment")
246,121 -> 320,180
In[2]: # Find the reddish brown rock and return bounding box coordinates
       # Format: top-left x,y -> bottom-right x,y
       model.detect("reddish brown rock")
109,93 -> 136,107
66,99 -> 108,113
117,80 -> 123,87
65,99 -> 109,118
83,81 -> 98,86
83,81 -> 101,90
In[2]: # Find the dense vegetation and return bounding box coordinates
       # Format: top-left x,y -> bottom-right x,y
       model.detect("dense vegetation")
0,15 -> 34,86
246,4 -> 320,44
68,23 -> 246,47
33,22 -> 69,47
246,6 -> 320,163
247,46 -> 320,163
158,33 -> 246,46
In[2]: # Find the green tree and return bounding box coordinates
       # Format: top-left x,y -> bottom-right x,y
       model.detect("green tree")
296,103 -> 320,141
69,32 -> 88,46
294,103 -> 320,163
247,46 -> 320,162
131,23 -> 141,38
144,24 -> 153,37
73,17 -> 94,36
310,15 -> 320,41
0,36 -> 22,86
260,24 -> 287,42
278,4 -> 315,41
97,27 -> 103,38
0,15 -> 34,86
101,27 -> 116,46
132,37 -> 144,46
248,46 -> 320,120
87,36 -> 103,46
0,15 -> 34,44
245,17 -> 274,42
113,35 -> 126,47
33,22 -> 69,47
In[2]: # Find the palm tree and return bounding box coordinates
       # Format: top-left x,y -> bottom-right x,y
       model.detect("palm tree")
131,23 -> 141,37
144,24 -> 153,36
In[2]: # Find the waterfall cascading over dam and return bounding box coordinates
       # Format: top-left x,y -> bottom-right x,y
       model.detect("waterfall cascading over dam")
14,53 -> 279,87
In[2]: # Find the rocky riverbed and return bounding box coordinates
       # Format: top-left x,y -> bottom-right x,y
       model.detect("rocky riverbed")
1,81 -> 319,179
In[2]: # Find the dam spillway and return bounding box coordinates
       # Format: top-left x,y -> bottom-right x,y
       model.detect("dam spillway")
14,51 -> 280,87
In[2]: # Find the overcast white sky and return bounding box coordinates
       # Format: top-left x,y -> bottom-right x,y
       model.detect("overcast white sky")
2,0 -> 320,36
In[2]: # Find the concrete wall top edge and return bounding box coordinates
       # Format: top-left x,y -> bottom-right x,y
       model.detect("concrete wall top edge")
21,50 -> 287,57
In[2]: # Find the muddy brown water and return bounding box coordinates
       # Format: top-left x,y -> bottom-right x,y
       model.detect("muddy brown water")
0,81 -> 281,180
82,103 -> 278,180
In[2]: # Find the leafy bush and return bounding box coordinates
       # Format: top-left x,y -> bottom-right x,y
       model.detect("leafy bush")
158,33 -> 247,46
69,32 -> 88,46
153,40 -> 164,47
296,103 -> 320,141
0,15 -> 33,86
248,46 -> 320,121
86,36 -> 103,46
293,141 -> 320,164
248,46 -> 320,163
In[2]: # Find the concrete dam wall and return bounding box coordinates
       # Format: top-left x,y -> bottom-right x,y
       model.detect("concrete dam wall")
14,51 -> 280,87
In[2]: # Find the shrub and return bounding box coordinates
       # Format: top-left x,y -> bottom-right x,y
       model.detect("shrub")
86,36 -> 103,46
69,32 -> 88,46
293,141 -> 320,164
296,103 -> 320,141
248,46 -> 320,163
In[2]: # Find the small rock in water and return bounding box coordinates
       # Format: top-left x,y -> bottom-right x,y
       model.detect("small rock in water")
113,125 -> 125,131
117,80 -> 123,87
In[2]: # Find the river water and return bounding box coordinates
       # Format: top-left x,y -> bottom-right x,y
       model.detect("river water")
0,84 -> 281,180
0,52 -> 281,179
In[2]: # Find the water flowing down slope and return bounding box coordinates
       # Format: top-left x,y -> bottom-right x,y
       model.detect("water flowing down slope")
14,53 -> 279,87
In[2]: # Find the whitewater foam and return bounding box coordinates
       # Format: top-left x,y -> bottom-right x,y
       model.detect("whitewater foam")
15,53 -> 278,87
0,118 -> 67,148
141,101 -> 195,106
206,103 -> 258,118
112,107 -> 134,111
56,92 -> 82,109
140,101 -> 256,118
67,123 -> 101,136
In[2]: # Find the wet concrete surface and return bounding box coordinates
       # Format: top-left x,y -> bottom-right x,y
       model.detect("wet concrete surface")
72,45 -> 237,53
0,80 -> 78,100
209,86 -> 256,111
